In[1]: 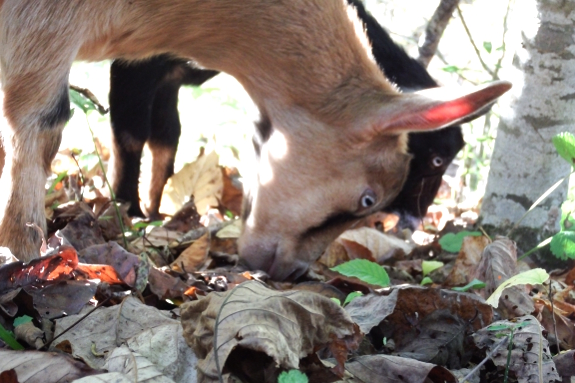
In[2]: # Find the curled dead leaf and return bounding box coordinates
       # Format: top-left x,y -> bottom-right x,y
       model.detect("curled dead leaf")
181,281 -> 361,382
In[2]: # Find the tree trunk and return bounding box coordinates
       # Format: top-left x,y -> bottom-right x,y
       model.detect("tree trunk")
479,0 -> 574,262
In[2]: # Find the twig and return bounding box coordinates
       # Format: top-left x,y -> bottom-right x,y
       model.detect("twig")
417,0 -> 460,68
461,336 -> 509,382
456,5 -> 497,78
83,115 -> 129,248
548,282 -> 560,354
41,296 -> 111,351
493,0 -> 514,80
69,85 -> 109,115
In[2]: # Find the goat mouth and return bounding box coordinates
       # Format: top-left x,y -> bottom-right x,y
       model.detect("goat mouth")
267,255 -> 310,281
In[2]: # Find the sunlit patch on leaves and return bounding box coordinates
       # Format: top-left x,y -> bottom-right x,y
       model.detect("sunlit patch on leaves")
486,268 -> 549,308
331,259 -> 390,287
550,231 -> 575,260
553,131 -> 575,167
439,231 -> 482,253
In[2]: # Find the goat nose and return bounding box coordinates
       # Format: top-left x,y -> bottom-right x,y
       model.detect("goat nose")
238,237 -> 278,274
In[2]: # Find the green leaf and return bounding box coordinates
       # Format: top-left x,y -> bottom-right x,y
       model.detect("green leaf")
452,278 -> 486,292
69,89 -> 98,114
343,291 -> 363,306
553,132 -> 575,167
132,220 -> 163,230
0,323 -> 24,350
330,297 -> 341,306
13,316 -> 33,327
486,269 -> 549,308
439,231 -> 482,253
442,65 -> 461,73
331,259 -> 390,287
422,260 -> 444,277
483,41 -> 493,53
550,231 -> 575,260
278,370 -> 308,383
420,276 -> 433,286
487,324 -> 512,332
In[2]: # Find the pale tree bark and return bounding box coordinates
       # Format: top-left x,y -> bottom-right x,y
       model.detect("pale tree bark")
479,0 -> 574,258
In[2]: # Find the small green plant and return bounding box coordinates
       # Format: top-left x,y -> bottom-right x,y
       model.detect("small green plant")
0,319 -> 25,350
422,260 -> 444,277
452,278 -> 486,292
343,291 -> 363,306
331,259 -> 390,287
518,132 -> 575,261
439,231 -> 482,253
420,276 -> 433,286
69,88 -> 128,248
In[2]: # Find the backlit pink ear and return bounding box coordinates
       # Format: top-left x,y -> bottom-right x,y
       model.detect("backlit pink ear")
377,80 -> 511,134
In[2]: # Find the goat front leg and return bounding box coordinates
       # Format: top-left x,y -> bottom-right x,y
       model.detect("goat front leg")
0,80 -> 69,262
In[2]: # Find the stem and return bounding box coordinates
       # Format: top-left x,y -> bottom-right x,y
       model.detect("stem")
84,114 -> 128,248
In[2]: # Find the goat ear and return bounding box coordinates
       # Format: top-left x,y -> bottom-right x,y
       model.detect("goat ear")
360,81 -> 511,139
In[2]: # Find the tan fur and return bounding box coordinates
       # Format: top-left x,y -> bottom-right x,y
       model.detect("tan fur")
0,0 -> 509,279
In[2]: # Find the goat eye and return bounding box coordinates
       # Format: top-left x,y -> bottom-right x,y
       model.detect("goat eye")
431,156 -> 444,167
360,189 -> 376,209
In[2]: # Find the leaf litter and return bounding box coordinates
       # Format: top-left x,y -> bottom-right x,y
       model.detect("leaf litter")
0,143 -> 572,383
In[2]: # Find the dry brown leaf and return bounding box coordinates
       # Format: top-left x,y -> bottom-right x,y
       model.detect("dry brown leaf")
220,167 -> 243,217
180,281 -> 361,383
24,279 -> 98,320
0,350 -> 99,382
57,210 -> 106,251
160,150 -> 223,216
475,237 -> 534,318
349,286 -> 493,369
444,235 -> 490,287
130,226 -> 183,254
97,203 -> 131,242
171,232 -> 210,272
79,242 -> 141,287
339,239 -> 376,261
534,289 -> 575,350
553,349 -> 575,378
0,246 -> 79,294
147,267 -> 190,300
13,322 -> 44,349
338,227 -> 413,263
345,289 -> 399,334
215,220 -> 241,239
163,197 -> 203,232
344,354 -> 457,383
318,241 -> 351,268
473,315 -> 560,382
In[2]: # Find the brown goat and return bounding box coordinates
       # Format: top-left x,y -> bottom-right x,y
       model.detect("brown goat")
0,0 -> 510,280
